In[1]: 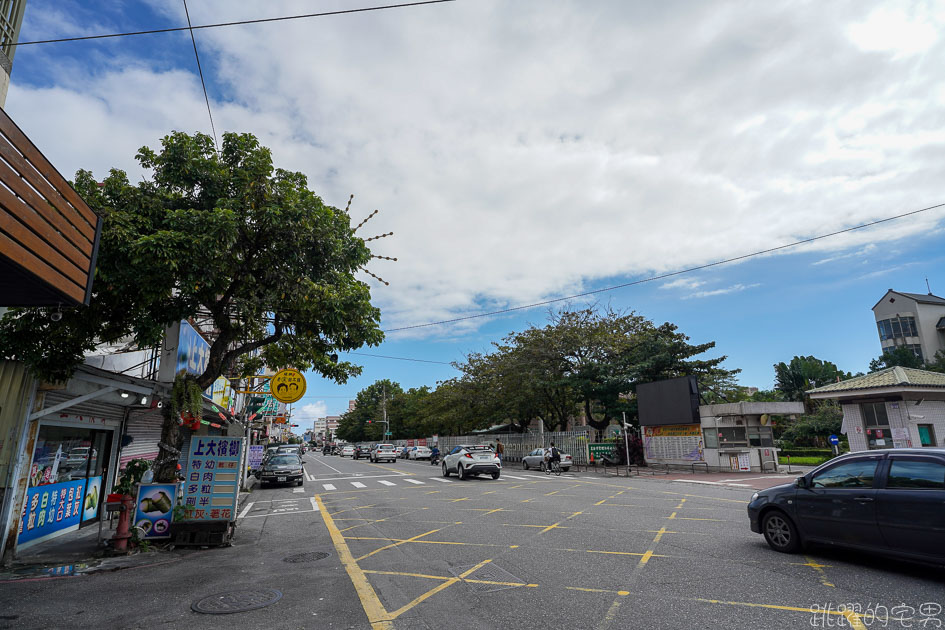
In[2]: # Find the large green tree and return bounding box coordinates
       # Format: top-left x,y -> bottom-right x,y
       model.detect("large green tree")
0,132 -> 383,479
774,356 -> 852,402
869,346 -> 926,372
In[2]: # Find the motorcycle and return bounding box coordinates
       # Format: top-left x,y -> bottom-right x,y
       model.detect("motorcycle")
429,452 -> 440,465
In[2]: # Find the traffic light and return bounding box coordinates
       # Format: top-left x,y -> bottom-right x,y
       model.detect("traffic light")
366,420 -> 372,424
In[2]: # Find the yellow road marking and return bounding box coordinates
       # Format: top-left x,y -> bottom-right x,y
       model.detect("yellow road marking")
651,527 -> 668,543
692,598 -> 867,628
361,568 -> 538,589
329,504 -> 379,516
638,550 -> 654,565
481,491 -> 497,495
450,497 -> 470,503
522,498 -> 535,503
594,498 -> 608,505
483,508 -> 505,515
315,495 -> 392,630
675,498 -> 686,509
802,556 -> 835,588
355,528 -> 442,561
384,559 -> 493,621
667,512 -> 677,520
424,490 -> 441,494
503,524 -> 572,530
673,517 -> 728,522
597,596 -> 624,630
566,587 -> 630,596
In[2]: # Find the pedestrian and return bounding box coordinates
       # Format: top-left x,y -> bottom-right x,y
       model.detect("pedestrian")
495,438 -> 504,462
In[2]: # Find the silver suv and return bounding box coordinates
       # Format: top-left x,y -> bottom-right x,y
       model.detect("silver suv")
370,444 -> 398,463
442,445 -> 501,480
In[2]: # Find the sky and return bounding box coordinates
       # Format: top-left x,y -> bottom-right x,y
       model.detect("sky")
8,0 -> 945,430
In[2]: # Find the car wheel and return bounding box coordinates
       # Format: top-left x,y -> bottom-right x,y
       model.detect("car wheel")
522,460 -> 528,470
442,462 -> 451,477
458,465 -> 466,480
297,479 -> 303,487
540,462 -> 546,472
762,511 -> 801,553
492,472 -> 500,480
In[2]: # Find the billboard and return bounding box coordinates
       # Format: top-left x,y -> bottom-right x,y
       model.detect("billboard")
637,375 -> 701,426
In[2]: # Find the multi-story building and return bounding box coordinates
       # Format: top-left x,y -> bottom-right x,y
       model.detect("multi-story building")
872,289 -> 945,363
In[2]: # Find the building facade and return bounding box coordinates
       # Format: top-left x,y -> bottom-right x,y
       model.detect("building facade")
808,367 -> 945,452
872,290 -> 945,363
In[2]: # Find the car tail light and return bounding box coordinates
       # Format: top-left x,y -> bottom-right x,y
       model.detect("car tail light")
565,455 -> 572,460
464,453 -> 473,458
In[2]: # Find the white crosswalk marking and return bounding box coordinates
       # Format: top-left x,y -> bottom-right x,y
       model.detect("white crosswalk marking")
351,482 -> 367,488
378,480 -> 396,486
502,475 -> 528,480
430,478 -> 453,483
405,479 -> 424,485
322,484 -> 336,491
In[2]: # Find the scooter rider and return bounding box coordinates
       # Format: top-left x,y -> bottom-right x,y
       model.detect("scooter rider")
430,445 -> 440,465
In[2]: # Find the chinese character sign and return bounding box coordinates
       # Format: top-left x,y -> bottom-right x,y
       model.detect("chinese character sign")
134,483 -> 178,539
248,445 -> 264,469
181,437 -> 243,522
18,478 -> 86,546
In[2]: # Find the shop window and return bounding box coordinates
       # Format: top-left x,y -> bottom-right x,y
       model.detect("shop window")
748,426 -> 774,447
861,402 -> 892,450
716,426 -> 747,447
703,429 -> 719,449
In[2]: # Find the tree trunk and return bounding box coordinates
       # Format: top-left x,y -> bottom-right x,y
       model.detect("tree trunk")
154,407 -> 184,483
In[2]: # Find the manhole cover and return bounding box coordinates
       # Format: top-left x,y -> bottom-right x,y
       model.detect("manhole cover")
449,563 -> 526,593
192,588 -> 283,614
283,551 -> 331,563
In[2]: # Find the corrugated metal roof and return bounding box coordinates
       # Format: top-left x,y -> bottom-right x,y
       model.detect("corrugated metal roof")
807,366 -> 945,394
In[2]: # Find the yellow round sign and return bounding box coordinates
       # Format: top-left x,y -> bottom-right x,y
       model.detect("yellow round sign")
270,369 -> 306,404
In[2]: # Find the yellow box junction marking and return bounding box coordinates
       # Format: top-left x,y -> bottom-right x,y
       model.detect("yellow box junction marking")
802,556 -> 835,588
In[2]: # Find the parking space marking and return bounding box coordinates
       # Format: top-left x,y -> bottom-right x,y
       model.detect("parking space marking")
378,480 -> 396,486
801,556 -> 835,588
691,598 -> 867,630
405,479 -> 425,485
352,482 -> 367,488
567,587 -> 630,596
237,501 -> 254,520
323,484 -> 337,491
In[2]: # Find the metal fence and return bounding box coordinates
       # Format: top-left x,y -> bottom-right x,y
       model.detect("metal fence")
421,430 -> 594,465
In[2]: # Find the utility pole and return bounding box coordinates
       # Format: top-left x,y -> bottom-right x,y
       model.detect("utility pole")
622,412 -> 631,466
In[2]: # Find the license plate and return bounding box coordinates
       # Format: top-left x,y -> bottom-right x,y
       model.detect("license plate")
477,455 -> 491,460
277,476 -> 286,482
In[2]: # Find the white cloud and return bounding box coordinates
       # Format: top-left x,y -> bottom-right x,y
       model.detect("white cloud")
294,402 -> 328,422
660,277 -> 705,291
684,283 -> 762,300
847,7 -> 938,58
8,0 -> 945,337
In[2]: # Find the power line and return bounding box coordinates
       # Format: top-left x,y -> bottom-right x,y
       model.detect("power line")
11,1 -> 457,47
349,352 -> 453,365
384,201 -> 945,332
183,0 -> 217,150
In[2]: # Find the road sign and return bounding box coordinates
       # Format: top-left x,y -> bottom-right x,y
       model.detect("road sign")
270,368 -> 307,403
828,434 -> 839,445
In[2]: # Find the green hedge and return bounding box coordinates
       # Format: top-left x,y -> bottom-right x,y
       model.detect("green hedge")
784,456 -> 834,466
779,448 -> 837,458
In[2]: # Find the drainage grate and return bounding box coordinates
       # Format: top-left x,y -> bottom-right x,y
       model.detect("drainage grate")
449,563 -> 526,593
192,588 -> 283,614
283,551 -> 331,563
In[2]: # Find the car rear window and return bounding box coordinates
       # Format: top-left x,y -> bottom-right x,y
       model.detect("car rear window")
887,459 -> 945,489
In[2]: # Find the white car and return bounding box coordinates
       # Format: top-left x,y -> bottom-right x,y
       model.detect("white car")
522,448 -> 573,472
370,444 -> 398,463
340,445 -> 356,457
442,445 -> 501,480
408,446 -> 432,460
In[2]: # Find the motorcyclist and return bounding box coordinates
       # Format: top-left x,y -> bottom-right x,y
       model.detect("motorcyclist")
430,445 -> 440,465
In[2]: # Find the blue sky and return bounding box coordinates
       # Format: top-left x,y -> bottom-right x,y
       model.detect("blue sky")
9,1 -> 945,426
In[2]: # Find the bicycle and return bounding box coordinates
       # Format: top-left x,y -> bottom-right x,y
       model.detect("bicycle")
545,459 -> 562,476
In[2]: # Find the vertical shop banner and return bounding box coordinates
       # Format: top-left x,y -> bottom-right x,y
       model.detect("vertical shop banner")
82,476 -> 102,521
18,479 -> 87,545
248,445 -> 264,469
134,483 -> 177,539
181,437 -> 244,522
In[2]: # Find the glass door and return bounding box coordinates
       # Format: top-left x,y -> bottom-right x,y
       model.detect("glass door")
79,431 -> 113,526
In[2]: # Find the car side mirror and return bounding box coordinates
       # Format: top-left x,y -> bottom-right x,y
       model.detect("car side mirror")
794,476 -> 807,489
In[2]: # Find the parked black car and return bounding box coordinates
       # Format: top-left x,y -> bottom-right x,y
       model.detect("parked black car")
256,454 -> 304,487
748,448 -> 945,565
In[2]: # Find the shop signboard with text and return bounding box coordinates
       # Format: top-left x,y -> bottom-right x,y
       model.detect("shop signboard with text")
181,437 -> 244,522
134,483 -> 177,539
18,478 -> 86,547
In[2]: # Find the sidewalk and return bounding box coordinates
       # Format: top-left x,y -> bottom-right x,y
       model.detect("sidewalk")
0,478 -> 258,582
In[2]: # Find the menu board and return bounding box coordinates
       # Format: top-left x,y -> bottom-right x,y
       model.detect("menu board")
181,437 -> 244,522
643,424 -> 704,462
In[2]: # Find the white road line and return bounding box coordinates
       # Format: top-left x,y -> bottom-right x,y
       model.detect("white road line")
405,479 -> 424,485
430,478 -> 453,483
309,497 -> 319,512
237,501 -> 255,519
306,472 -> 315,481
351,482 -> 367,488
293,488 -> 306,493
310,473 -> 410,481
378,480 -> 396,486
311,458 -> 345,474
503,475 -> 528,480
323,483 -> 337,491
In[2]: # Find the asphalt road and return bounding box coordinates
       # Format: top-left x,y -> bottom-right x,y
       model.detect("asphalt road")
0,452 -> 942,629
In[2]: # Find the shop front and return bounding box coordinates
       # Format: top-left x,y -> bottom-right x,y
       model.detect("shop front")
18,414 -> 120,549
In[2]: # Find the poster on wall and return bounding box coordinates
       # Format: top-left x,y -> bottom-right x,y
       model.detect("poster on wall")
181,437 -> 244,522
82,476 -> 102,521
248,445 -> 264,469
134,483 -> 177,539
643,424 -> 704,461
737,452 -> 751,471
18,478 -> 86,546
